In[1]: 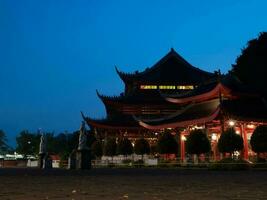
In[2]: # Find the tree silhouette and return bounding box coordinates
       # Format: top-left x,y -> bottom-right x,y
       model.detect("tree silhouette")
117,138 -> 133,157
250,125 -> 267,161
104,137 -> 117,159
134,138 -> 150,160
186,129 -> 211,161
217,128 -> 243,157
0,130 -> 9,154
157,131 -> 178,158
91,140 -> 103,159
232,32 -> 267,95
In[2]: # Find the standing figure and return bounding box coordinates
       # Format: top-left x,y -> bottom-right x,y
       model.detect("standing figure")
39,132 -> 47,154
39,130 -> 47,169
78,121 -> 89,150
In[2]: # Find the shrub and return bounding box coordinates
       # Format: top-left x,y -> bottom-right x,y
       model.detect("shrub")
134,138 -> 150,159
217,128 -> 243,157
186,129 -> 211,158
157,131 -> 178,155
91,140 -> 103,159
250,125 -> 267,159
117,138 -> 133,156
104,137 -> 117,158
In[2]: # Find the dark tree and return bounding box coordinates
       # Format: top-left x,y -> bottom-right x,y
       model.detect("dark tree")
0,130 -> 9,154
117,138 -> 133,157
186,129 -> 211,159
91,140 -> 103,159
16,130 -> 39,157
232,32 -> 267,95
250,125 -> 267,161
157,131 -> 178,156
104,137 -> 117,158
134,138 -> 150,160
217,128 -> 244,157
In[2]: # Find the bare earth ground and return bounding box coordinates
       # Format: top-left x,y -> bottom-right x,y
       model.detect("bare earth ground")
0,168 -> 266,200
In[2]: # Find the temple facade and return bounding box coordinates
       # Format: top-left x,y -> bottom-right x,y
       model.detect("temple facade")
83,48 -> 267,161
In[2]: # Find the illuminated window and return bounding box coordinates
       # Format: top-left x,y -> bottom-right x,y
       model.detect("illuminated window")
159,85 -> 176,89
177,85 -> 194,90
140,85 -> 157,89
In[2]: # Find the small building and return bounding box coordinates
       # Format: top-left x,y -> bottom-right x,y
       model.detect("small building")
50,155 -> 61,168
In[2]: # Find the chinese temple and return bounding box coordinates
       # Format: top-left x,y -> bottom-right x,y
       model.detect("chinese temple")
82,48 -> 267,161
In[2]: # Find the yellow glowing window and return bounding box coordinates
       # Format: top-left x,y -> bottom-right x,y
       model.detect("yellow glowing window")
177,85 -> 194,90
159,85 -> 176,89
140,85 -> 157,89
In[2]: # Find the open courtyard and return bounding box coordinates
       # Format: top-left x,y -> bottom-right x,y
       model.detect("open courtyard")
0,168 -> 266,200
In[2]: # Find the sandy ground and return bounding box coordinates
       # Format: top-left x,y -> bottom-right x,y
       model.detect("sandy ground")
0,168 -> 267,200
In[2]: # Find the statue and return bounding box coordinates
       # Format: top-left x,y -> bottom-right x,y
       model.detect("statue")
74,121 -> 91,169
38,130 -> 48,169
39,132 -> 47,154
78,121 -> 89,150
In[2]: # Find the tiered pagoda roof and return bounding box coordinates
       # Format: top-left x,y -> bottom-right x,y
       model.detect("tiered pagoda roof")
115,48 -> 214,85
138,75 -> 267,129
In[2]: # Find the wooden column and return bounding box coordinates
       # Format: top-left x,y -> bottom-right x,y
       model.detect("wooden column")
180,131 -> 186,163
241,124 -> 249,160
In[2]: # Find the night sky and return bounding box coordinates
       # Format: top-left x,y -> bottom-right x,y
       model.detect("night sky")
1,0 -> 267,146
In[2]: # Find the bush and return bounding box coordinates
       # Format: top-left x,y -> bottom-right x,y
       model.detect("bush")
104,137 -> 117,157
217,128 -> 243,156
117,138 -> 133,156
186,129 -> 211,157
250,125 -> 267,154
91,140 -> 103,159
157,131 -> 178,155
134,138 -> 150,159
209,158 -> 251,170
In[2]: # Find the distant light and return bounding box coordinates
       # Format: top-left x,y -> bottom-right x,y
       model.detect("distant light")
247,124 -> 255,129
235,130 -> 240,134
228,120 -> 235,127
132,142 -> 135,147
167,128 -> 172,130
155,132 -> 158,136
211,133 -> 217,141
181,135 -> 187,141
194,125 -> 204,130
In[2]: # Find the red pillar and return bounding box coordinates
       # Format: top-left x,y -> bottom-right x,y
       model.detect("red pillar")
180,134 -> 185,163
241,124 -> 249,160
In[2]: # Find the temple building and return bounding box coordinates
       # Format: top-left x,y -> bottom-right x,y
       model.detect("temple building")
82,48 -> 267,161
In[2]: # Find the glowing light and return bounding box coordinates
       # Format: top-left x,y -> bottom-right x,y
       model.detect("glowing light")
181,135 -> 187,141
194,125 -> 204,130
247,124 -> 255,129
132,142 -> 135,147
235,130 -> 240,134
155,132 -> 158,136
211,133 -> 217,141
228,120 -> 235,127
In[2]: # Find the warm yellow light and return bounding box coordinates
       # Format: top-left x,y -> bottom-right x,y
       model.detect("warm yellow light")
235,130 -> 240,134
228,120 -> 235,127
181,135 -> 187,141
211,133 -> 217,141
159,85 -> 176,90
177,85 -> 194,90
140,85 -> 157,89
247,124 -> 255,129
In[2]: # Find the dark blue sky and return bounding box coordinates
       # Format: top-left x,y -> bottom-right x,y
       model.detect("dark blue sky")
1,0 -> 267,145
